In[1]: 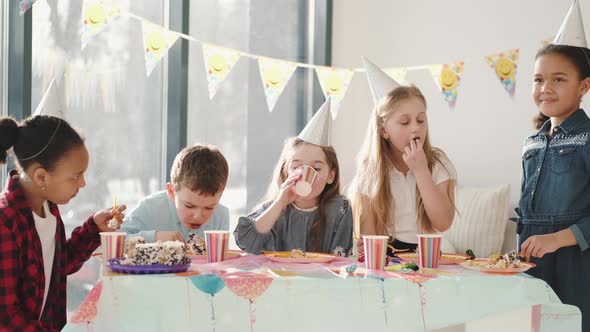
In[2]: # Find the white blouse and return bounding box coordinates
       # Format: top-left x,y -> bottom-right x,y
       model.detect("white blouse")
387,156 -> 457,243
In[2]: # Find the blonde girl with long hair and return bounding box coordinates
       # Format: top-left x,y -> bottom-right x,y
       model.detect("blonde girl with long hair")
350,59 -> 457,254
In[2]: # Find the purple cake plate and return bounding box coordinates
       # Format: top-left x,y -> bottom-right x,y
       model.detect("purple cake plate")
108,258 -> 190,274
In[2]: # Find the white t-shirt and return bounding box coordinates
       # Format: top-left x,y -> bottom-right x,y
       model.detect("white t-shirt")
387,156 -> 457,243
33,200 -> 56,318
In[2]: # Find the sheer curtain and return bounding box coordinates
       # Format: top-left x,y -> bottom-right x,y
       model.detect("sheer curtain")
32,0 -> 166,316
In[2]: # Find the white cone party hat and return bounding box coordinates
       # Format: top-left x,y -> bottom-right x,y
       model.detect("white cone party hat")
553,0 -> 587,47
298,99 -> 332,147
33,78 -> 66,119
362,56 -> 401,103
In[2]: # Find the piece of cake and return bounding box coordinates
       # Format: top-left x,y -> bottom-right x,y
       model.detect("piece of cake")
187,233 -> 207,255
289,248 -> 306,258
486,250 -> 521,269
120,240 -> 190,266
124,236 -> 145,259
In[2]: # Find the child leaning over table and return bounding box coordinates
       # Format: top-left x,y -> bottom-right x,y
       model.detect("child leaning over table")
121,144 -> 229,243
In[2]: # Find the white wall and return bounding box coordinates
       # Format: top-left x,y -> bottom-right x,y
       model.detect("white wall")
331,0 -> 590,251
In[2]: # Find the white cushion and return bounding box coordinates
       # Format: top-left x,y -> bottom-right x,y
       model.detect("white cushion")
443,184 -> 511,258
440,237 -> 456,253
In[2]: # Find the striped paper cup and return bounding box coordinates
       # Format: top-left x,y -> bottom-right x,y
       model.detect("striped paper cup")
417,234 -> 442,269
100,232 -> 126,267
294,165 -> 318,197
362,235 -> 389,270
204,230 -> 230,263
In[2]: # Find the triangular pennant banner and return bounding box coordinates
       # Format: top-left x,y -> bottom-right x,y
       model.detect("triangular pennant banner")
20,0 -> 36,15
315,67 -> 354,119
202,43 -> 241,99
429,62 -> 464,110
384,67 -> 408,86
81,0 -> 122,49
485,49 -> 519,98
141,19 -> 180,76
257,57 -> 297,112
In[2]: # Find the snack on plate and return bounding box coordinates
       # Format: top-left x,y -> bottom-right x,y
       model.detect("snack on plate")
120,240 -> 190,266
289,248 -> 307,258
124,236 -> 145,258
187,233 -> 207,255
486,250 -> 521,269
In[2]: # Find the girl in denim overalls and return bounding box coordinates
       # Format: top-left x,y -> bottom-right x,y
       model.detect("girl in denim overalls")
517,42 -> 590,331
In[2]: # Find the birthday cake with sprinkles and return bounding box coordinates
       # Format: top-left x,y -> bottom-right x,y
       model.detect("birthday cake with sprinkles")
120,236 -> 190,266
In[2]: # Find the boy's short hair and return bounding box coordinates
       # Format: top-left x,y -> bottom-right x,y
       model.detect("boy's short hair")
170,144 -> 229,195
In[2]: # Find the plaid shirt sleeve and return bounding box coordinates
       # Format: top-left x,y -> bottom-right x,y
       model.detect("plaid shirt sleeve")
0,222 -> 57,331
63,214 -> 101,275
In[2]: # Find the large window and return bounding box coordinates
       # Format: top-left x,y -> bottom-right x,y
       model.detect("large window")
28,0 -> 329,318
187,0 -> 316,245
0,1 -> 6,190
32,0 -> 165,316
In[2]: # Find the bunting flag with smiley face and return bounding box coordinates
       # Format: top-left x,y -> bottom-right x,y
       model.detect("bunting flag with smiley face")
315,66 -> 354,119
19,0 -> 36,15
429,62 -> 464,110
202,43 -> 242,99
81,0 -> 122,49
485,49 -> 519,98
141,19 -> 180,76
257,57 -> 298,112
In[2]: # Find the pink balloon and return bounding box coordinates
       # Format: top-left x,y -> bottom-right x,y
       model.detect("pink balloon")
223,272 -> 272,300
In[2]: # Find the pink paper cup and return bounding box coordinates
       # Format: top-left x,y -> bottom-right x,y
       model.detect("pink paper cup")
100,232 -> 126,267
362,235 -> 389,270
204,230 -> 230,263
294,165 -> 318,197
416,234 -> 442,269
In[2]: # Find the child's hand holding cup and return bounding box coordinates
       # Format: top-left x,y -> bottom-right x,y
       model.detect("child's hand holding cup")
293,165 -> 318,197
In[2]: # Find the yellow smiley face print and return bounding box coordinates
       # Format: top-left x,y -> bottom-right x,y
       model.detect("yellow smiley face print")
147,32 -> 167,54
439,68 -> 458,90
326,73 -> 344,95
264,66 -> 282,87
85,5 -> 106,28
208,54 -> 228,74
495,58 -> 515,79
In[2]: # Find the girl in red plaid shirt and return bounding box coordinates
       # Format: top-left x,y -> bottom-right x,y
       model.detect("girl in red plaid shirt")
0,115 -> 126,331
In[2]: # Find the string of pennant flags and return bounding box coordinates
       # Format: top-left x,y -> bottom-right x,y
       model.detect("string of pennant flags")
21,0 -> 552,117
